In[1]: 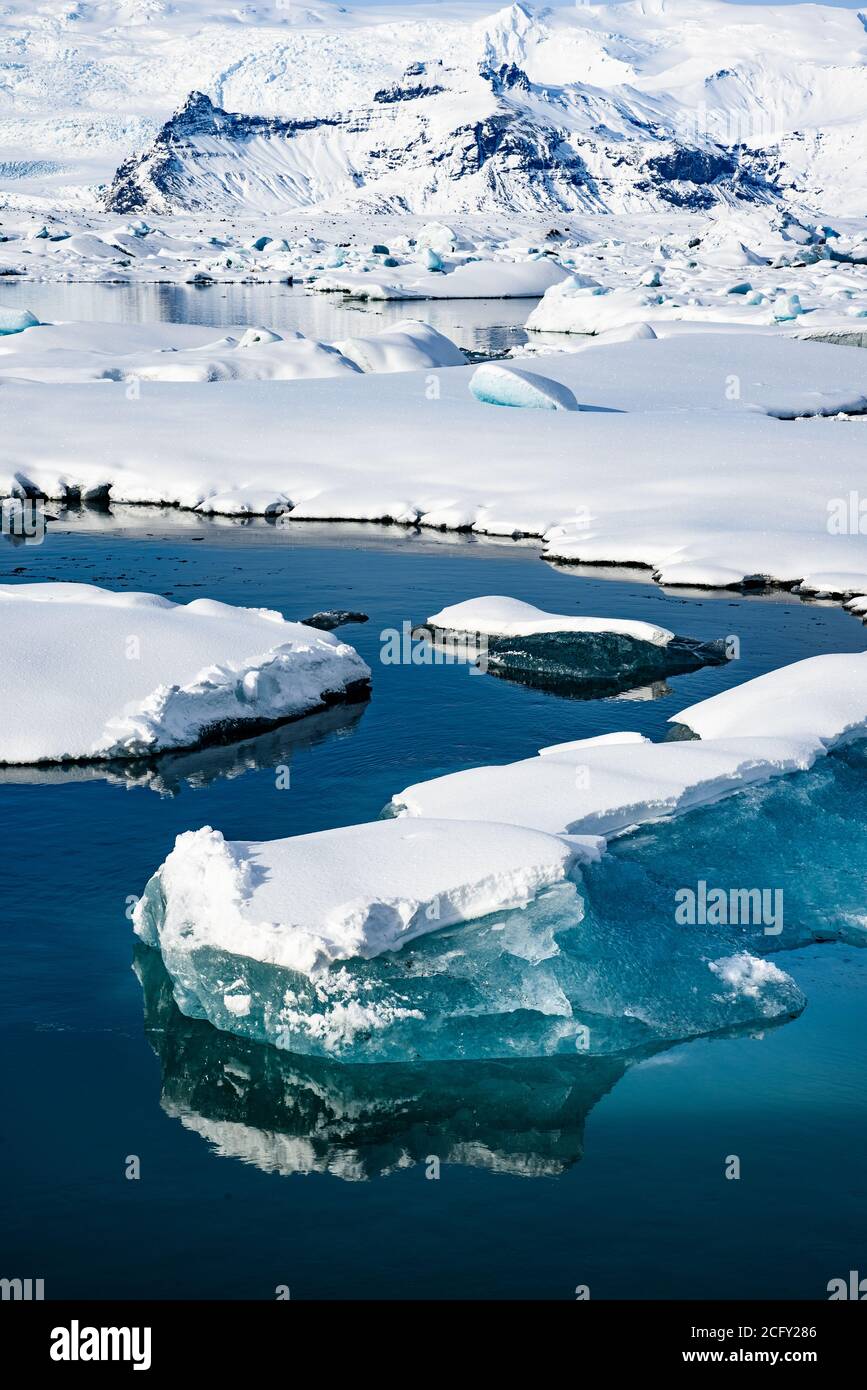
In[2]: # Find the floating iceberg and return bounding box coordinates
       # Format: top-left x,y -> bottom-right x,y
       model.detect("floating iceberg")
426,595 -> 727,696
134,835 -> 802,1062
133,817 -> 587,978
0,305 -> 39,335
468,365 -> 580,411
0,583 -> 370,764
134,652 -> 867,1060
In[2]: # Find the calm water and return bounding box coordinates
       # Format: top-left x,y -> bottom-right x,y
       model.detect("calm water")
0,280 -> 532,356
1,516 -> 866,1299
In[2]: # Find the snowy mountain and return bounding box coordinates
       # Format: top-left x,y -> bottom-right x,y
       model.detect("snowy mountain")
3,1 -> 867,218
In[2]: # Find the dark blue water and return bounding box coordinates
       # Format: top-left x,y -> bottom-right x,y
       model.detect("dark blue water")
1,517 -> 866,1298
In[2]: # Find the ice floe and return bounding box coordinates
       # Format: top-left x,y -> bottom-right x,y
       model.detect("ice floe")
133,817 -> 586,978
134,650 -> 867,1059
425,596 -> 728,697
0,582 -> 370,763
0,317 -> 466,383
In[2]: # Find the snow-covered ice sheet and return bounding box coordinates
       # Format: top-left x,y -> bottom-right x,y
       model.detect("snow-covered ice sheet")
0,582 -> 370,763
4,333 -> 867,591
391,651 -> 867,838
389,735 -> 819,840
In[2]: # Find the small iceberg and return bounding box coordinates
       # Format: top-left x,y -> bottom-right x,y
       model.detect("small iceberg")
425,596 -> 728,697
469,364 -> 580,411
0,305 -> 39,335
0,582 -> 370,764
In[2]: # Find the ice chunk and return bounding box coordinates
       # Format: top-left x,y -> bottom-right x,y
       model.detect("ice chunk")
0,582 -> 370,763
300,610 -> 369,631
335,319 -> 466,373
134,840 -> 803,1062
133,818 -> 586,979
0,306 -> 39,335
426,595 -> 726,697
469,364 -> 579,411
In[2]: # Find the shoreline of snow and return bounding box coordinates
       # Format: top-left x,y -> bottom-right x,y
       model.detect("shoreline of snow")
4,333 -> 867,595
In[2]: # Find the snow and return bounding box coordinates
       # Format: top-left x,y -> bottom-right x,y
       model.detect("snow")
468,363 -> 579,412
0,317 -> 466,383
389,734 -> 820,841
4,332 -> 867,591
389,651 -> 867,839
133,817 -> 585,978
427,596 -> 673,647
314,258 -> 569,302
0,582 -> 370,763
4,1 -> 867,221
673,653 -> 867,746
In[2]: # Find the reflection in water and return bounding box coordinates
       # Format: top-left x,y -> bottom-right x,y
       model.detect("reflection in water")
136,944 -> 633,1180
136,946 -> 796,1180
0,699 -> 367,795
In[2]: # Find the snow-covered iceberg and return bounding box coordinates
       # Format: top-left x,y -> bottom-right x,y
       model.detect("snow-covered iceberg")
133,817 -> 586,979
391,653 -> 867,836
425,595 -> 728,696
133,650 -> 867,1060
0,583 -> 370,764
133,824 -> 802,1062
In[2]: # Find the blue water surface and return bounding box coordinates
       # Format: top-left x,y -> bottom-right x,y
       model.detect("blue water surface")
1,517 -> 866,1299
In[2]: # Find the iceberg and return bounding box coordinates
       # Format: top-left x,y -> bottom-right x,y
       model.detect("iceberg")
0,582 -> 370,764
133,817 -> 587,978
133,830 -> 802,1062
0,305 -> 39,335
133,655 -> 867,1062
469,364 -> 580,411
425,595 -> 728,696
